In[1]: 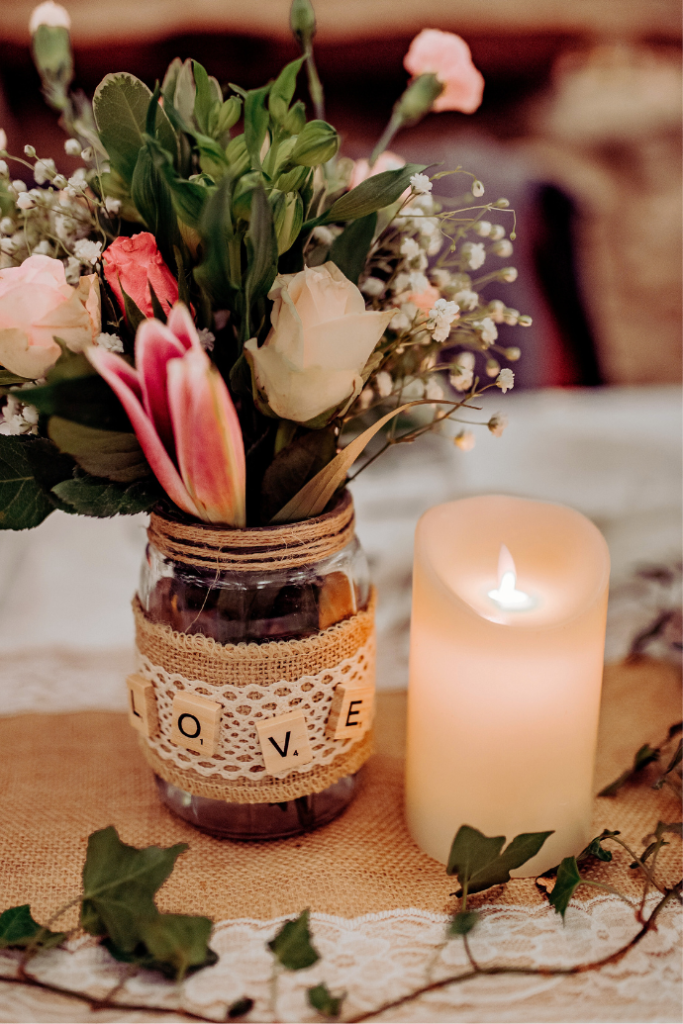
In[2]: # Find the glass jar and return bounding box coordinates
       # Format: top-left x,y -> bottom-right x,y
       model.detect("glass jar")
137,491 -> 371,840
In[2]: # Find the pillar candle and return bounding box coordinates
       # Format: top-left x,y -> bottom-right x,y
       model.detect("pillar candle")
406,494 -> 610,875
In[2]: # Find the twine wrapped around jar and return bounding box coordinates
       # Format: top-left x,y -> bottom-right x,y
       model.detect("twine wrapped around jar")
132,492 -> 376,804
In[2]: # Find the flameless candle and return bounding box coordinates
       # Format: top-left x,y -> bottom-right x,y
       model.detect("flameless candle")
406,494 -> 610,874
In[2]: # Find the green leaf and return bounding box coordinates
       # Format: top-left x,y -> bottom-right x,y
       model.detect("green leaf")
548,857 -> 583,919
599,743 -> 660,797
319,163 -> 426,224
579,829 -> 619,864
120,285 -> 146,334
268,909 -> 320,971
261,427 -> 336,523
290,120 -> 339,167
269,57 -> 305,124
448,910 -> 479,936
192,60 -> 217,135
0,436 -> 55,530
0,905 -> 65,950
653,739 -> 682,791
307,982 -> 344,1018
80,827 -> 188,951
195,174 -> 238,306
243,86 -> 271,169
447,825 -> 554,896
245,185 -> 279,324
228,997 -> 255,1019
106,912 -> 217,980
48,417 -> 150,484
0,370 -> 33,387
93,72 -> 177,184
15,375 -> 130,431
329,213 -> 377,285
131,142 -> 178,264
655,820 -> 683,839
53,473 -> 161,517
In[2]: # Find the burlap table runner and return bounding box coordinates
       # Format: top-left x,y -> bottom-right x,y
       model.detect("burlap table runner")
0,659 -> 680,929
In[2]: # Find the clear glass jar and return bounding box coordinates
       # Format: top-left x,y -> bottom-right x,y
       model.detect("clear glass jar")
137,494 -> 371,840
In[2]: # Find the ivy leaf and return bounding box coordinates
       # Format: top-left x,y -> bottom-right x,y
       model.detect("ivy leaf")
548,856 -> 583,919
307,982 -> 345,1018
53,473 -> 161,518
447,825 -> 554,896
228,997 -> 255,1019
579,829 -> 619,864
653,739 -> 682,791
48,417 -> 150,483
268,908 -> 320,971
599,743 -> 660,797
0,905 -> 65,950
105,912 -> 217,981
328,213 -> 377,286
81,826 -> 188,952
448,910 -> 479,936
0,436 -> 55,530
316,163 -> 426,225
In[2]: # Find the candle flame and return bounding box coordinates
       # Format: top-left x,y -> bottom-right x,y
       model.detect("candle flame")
488,544 -> 534,610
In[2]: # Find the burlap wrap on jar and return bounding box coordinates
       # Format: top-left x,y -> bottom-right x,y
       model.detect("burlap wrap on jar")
132,492 -> 376,804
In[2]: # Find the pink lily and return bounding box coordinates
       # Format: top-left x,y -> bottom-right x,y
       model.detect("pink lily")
88,304 -> 246,526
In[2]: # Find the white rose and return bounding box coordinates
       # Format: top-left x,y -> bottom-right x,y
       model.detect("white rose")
245,262 -> 393,423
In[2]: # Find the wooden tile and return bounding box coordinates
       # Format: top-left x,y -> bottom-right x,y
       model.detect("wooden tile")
326,684 -> 375,740
170,691 -> 222,756
126,674 -> 158,738
256,710 -> 313,775
318,571 -> 357,631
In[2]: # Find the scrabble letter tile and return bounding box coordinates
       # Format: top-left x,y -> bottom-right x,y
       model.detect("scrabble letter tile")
256,710 -> 313,775
126,674 -> 158,737
170,691 -> 222,756
326,684 -> 374,740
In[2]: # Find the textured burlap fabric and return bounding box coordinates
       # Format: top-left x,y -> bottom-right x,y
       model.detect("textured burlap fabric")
0,659 -> 680,931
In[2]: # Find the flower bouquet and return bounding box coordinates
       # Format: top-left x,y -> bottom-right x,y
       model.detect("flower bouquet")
0,0 -> 530,838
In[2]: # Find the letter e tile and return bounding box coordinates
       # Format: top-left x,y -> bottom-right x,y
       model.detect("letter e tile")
170,692 -> 222,755
126,674 -> 158,737
256,710 -> 313,775
326,684 -> 374,740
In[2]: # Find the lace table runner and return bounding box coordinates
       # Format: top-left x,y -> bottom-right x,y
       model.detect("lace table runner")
0,664 -> 680,1023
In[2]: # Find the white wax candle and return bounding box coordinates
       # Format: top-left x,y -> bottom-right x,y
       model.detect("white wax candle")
406,494 -> 610,875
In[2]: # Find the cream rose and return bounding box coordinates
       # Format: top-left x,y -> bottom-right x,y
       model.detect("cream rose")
0,254 -> 100,378
245,262 -> 393,423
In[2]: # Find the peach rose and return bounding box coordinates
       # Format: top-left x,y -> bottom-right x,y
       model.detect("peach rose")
404,29 -> 484,114
0,254 -> 100,379
407,283 -> 441,313
245,262 -> 394,423
349,151 -> 406,190
103,232 -> 178,320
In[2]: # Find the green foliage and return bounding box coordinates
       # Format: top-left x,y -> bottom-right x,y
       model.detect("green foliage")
447,825 -> 553,896
307,982 -> 345,1018
269,58 -> 305,125
47,417 -> 150,483
448,911 -> 479,936
548,857 -> 583,919
93,72 -> 177,185
599,743 -> 660,797
268,908 -> 320,971
0,437 -> 57,530
244,86 -> 271,169
0,905 -> 65,950
194,174 -> 237,307
17,374 -> 130,430
329,213 -> 377,285
291,119 -> 339,166
244,185 -> 279,334
0,370 -> 33,387
579,829 -> 619,863
53,473 -> 161,517
80,826 -> 215,980
31,24 -> 73,110
319,163 -> 426,224
653,739 -> 682,791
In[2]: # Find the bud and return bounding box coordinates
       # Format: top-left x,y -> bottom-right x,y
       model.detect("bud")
30,2 -> 73,112
493,198 -> 509,208
0,162 -> 8,179
487,413 -> 508,438
0,129 -> 6,153
471,179 -> 485,198
485,357 -> 500,377
500,267 -> 518,282
64,137 -> 81,156
283,100 -> 306,136
454,430 -> 476,451
517,316 -> 532,327
395,73 -> 443,124
52,173 -> 67,188
290,119 -> 339,166
502,308 -> 519,326
224,135 -> 250,178
504,347 -> 521,361
271,190 -> 303,255
492,239 -> 513,258
290,0 -> 317,41
24,145 -> 37,158
275,163 -> 309,193
214,96 -> 242,138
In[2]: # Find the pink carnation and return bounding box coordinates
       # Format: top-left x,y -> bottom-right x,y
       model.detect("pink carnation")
103,232 -> 179,321
404,29 -> 484,114
349,151 -> 406,190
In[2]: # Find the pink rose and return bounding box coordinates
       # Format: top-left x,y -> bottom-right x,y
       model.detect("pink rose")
404,29 -> 484,114
103,232 -> 179,320
0,254 -> 100,379
349,151 -> 406,190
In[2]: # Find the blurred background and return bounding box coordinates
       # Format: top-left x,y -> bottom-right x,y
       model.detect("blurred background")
0,0 -> 680,700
